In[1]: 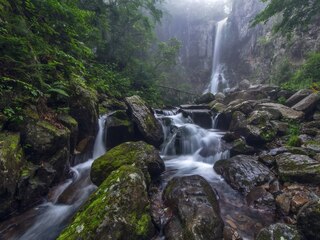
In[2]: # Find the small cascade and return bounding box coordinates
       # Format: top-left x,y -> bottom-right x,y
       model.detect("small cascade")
207,18 -> 228,94
157,110 -> 273,239
1,116 -> 107,240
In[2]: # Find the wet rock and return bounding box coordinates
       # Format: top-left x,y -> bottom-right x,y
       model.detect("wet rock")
70,85 -> 98,142
0,132 -> 24,220
246,186 -> 275,212
57,114 -> 78,153
292,93 -> 320,115
313,111 -> 320,120
222,132 -> 239,143
195,92 -> 215,104
180,104 -> 210,110
75,136 -> 95,154
247,110 -> 274,125
270,121 -> 288,136
91,141 -> 165,186
286,89 -> 313,107
275,193 -> 291,215
163,175 -> 224,240
105,110 -> 135,149
230,138 -> 256,157
215,112 -> 232,130
229,111 -> 247,132
58,165 -> 155,240
21,120 -> 70,182
224,90 -> 268,105
275,153 -> 320,184
297,201 -> 320,240
214,155 -> 274,194
180,109 -> 212,129
211,102 -> 226,113
255,103 -> 304,121
242,124 -> 277,145
256,223 -> 301,240
125,95 -> 164,147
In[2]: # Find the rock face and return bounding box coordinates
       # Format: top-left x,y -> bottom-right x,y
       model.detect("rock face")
105,110 -> 135,149
275,153 -> 320,184
256,103 -> 304,121
214,155 -> 274,194
224,0 -> 320,86
125,96 -> 164,147
91,141 -> 165,186
163,175 -> 224,240
297,201 -> 320,240
58,165 -> 155,240
256,223 -> 301,240
0,132 -> 24,219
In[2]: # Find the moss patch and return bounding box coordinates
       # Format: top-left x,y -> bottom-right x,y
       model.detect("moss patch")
58,165 -> 154,240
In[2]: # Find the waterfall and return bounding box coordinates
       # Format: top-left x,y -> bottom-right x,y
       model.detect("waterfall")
6,116 -> 107,240
208,18 -> 228,94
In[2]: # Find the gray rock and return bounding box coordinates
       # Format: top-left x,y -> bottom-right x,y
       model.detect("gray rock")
256,223 -> 301,240
297,201 -> 320,240
105,110 -> 135,149
239,79 -> 251,90
214,155 -> 274,194
292,93 -> 320,115
286,89 -> 313,107
163,175 -> 224,240
125,95 -> 164,147
275,153 -> 320,184
195,92 -> 215,104
256,103 -> 304,120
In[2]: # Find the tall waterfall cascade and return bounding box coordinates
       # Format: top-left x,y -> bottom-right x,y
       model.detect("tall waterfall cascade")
207,18 -> 228,94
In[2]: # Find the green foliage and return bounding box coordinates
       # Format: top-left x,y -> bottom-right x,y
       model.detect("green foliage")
0,0 -> 176,121
271,58 -> 295,86
252,0 -> 320,35
281,52 -> 320,90
286,122 -> 301,147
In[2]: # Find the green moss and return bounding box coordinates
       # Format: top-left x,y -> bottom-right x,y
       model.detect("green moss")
91,141 -> 158,186
58,165 -> 153,240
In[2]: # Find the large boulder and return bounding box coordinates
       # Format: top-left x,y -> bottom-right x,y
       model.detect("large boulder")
58,165 -> 155,240
91,141 -> 165,186
180,109 -> 212,129
163,175 -> 224,240
214,155 -> 274,194
286,89 -> 313,107
275,153 -> 320,184
70,85 -> 98,143
292,93 -> 320,115
255,103 -> 304,121
125,96 -> 163,147
105,110 -> 135,149
195,92 -> 215,104
0,132 -> 24,219
224,90 -> 268,104
256,223 -> 301,240
21,120 -> 70,182
297,201 -> 320,240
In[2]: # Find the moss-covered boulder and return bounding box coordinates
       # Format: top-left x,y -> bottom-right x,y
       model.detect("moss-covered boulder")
58,165 -> 155,240
125,95 -> 163,147
256,223 -> 301,240
214,155 -> 274,194
70,84 -> 98,143
255,103 -> 304,121
21,120 -> 70,183
57,114 -> 78,153
91,141 -> 165,186
163,175 -> 224,240
105,110 -> 135,149
275,153 -> 320,184
297,201 -> 320,240
0,132 -> 24,219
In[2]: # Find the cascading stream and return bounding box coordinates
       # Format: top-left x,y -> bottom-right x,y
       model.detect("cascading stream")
0,116 -> 107,240
156,110 -> 274,239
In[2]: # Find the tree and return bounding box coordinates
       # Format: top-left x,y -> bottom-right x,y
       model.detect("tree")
252,0 -> 320,35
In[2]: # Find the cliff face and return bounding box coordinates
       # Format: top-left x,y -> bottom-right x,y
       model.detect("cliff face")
224,0 -> 320,86
156,1 -> 231,93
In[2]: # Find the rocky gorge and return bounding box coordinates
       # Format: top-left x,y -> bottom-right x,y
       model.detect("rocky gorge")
1,83 -> 320,240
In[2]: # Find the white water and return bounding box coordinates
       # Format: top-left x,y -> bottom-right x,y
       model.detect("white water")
158,112 -> 229,182
207,18 -> 228,94
13,116 -> 107,240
